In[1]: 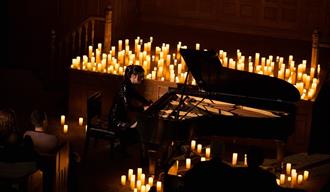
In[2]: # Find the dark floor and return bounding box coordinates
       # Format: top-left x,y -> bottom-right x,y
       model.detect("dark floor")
2,27 -> 330,192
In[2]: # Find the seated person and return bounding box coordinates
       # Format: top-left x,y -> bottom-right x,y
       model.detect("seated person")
183,143 -> 235,192
234,146 -> 279,192
24,109 -> 59,154
108,65 -> 152,157
0,108 -> 38,184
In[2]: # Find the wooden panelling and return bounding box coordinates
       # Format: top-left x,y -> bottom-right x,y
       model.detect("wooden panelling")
138,0 -> 329,40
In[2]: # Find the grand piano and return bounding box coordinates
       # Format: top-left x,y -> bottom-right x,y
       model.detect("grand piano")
138,48 -> 301,175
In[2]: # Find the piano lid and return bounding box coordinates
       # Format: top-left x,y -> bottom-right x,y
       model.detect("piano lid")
180,48 -> 301,102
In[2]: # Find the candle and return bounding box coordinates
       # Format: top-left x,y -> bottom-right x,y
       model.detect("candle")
78,117 -> 83,126
148,177 -> 153,186
136,180 -> 141,190
130,174 -> 136,190
141,185 -> 146,192
297,174 -> 303,184
232,153 -> 238,166
195,43 -> 200,50
186,158 -> 191,169
146,184 -> 151,192
137,168 -> 142,180
244,154 -> 247,166
141,173 -> 145,185
63,124 -> 68,134
197,144 -> 202,154
201,157 -> 206,162
191,140 -> 196,151
156,181 -> 162,192
280,174 -> 285,185
60,115 -> 65,125
303,170 -> 309,181
286,163 -> 291,175
121,175 -> 126,185
128,169 -> 133,181
205,147 -> 211,159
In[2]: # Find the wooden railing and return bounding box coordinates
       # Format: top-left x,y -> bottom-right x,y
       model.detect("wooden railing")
49,6 -> 112,84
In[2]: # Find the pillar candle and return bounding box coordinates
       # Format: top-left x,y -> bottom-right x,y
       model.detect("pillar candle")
232,153 -> 238,166
297,174 -> 303,184
286,163 -> 291,175
244,154 -> 247,166
128,169 -> 133,181
156,181 -> 162,192
63,124 -> 68,134
186,158 -> 191,169
137,168 -> 142,180
280,174 -> 285,185
78,117 -> 83,126
197,144 -> 202,154
60,115 -> 65,125
141,173 -> 145,185
191,140 -> 196,151
121,175 -> 126,185
148,177 -> 153,186
303,170 -> 309,181
205,147 -> 211,159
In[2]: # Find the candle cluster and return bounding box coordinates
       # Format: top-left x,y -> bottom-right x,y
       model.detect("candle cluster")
70,38 -> 321,100
59,115 -> 85,134
121,167 -> 162,192
276,163 -> 310,187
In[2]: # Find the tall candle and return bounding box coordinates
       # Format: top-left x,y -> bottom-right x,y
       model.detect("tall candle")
60,115 -> 65,125
121,175 -> 126,185
232,153 -> 238,166
197,144 -> 202,154
78,117 -> 83,126
130,174 -> 136,190
156,181 -> 162,192
297,174 -> 303,184
244,154 -> 247,166
186,158 -> 191,169
286,163 -> 291,175
128,169 -> 133,181
280,174 -> 285,185
191,140 -> 196,151
205,147 -> 211,159
63,124 -> 68,134
137,168 -> 142,180
148,177 -> 153,186
303,170 -> 309,181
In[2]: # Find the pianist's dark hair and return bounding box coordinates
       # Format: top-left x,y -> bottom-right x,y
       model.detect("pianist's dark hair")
124,65 -> 145,80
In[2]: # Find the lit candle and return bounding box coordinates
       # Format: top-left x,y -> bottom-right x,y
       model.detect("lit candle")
191,140 -> 196,151
303,170 -> 309,181
141,173 -> 145,185
244,154 -> 247,166
156,181 -> 162,192
130,174 -> 136,190
148,177 -> 153,186
78,117 -> 83,126
141,185 -> 146,192
291,169 -> 297,185
136,180 -> 141,190
121,175 -> 126,185
186,158 -> 191,169
205,147 -> 211,159
137,168 -> 142,180
286,163 -> 291,175
60,115 -> 65,125
146,184 -> 151,192
195,43 -> 200,50
63,124 -> 68,134
297,174 -> 303,184
280,174 -> 286,185
201,157 -> 206,162
128,169 -> 133,181
232,153 -> 238,166
197,144 -> 202,154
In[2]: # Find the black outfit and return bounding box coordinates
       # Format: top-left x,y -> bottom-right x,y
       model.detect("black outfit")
108,79 -> 152,156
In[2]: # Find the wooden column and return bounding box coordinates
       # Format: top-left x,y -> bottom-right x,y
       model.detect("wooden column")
104,5 -> 112,53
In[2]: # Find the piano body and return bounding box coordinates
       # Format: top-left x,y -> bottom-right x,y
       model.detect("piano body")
138,48 -> 301,174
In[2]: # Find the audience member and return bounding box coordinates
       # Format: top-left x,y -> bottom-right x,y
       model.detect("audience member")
0,108 -> 38,190
24,109 -> 59,154
234,146 -> 279,192
183,142 -> 234,192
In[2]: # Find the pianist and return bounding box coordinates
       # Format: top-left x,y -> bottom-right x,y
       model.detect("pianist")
108,64 -> 152,158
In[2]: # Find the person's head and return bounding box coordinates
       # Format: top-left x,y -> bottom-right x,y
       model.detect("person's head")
247,146 -> 264,168
30,110 -> 48,130
0,108 -> 17,144
124,65 -> 145,84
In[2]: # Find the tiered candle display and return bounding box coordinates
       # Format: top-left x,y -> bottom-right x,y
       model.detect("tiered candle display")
70,38 -> 321,101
